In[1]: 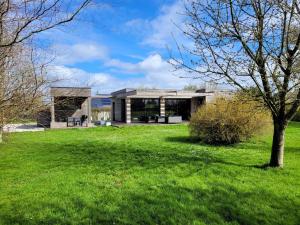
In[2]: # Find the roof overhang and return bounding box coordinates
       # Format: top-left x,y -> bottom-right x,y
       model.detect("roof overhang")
51,87 -> 91,97
111,88 -> 215,99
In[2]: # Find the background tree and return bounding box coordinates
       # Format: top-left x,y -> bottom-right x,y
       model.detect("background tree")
0,46 -> 50,140
172,0 -> 300,167
183,84 -> 198,91
0,0 -> 91,141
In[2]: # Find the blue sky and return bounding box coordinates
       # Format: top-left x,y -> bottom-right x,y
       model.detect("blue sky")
41,0 -> 196,94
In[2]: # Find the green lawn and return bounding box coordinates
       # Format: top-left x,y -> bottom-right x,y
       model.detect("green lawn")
0,123 -> 299,225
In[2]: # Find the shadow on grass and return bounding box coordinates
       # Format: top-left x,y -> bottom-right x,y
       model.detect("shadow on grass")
26,140 -> 219,173
1,134 -> 298,224
1,180 -> 298,225
284,146 -> 300,153
19,135 -> 271,172
165,136 -> 270,169
165,136 -> 201,144
106,182 -> 299,225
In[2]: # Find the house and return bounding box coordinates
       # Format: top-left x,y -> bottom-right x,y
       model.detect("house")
41,87 -> 93,128
38,88 -> 113,128
37,86 -> 221,128
111,88 -> 216,123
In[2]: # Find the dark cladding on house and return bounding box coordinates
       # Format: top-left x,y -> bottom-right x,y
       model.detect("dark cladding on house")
37,87 -> 94,128
49,87 -> 93,128
37,87 -> 113,128
110,88 -> 216,124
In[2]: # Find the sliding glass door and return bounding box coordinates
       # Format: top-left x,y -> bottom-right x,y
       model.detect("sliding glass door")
165,99 -> 191,120
131,98 -> 160,122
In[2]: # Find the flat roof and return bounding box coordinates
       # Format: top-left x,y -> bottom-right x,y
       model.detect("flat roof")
111,88 -> 215,99
50,86 -> 91,89
50,87 -> 91,97
111,88 -> 180,95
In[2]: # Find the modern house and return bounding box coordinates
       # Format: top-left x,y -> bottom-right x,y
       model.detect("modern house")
38,87 -> 93,128
37,86 -> 222,128
111,88 -> 216,124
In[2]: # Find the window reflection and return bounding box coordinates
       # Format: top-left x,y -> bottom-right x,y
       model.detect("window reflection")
131,98 -> 160,122
165,99 -> 191,120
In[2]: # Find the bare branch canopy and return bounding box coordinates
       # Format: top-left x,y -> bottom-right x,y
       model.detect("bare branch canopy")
173,0 -> 300,167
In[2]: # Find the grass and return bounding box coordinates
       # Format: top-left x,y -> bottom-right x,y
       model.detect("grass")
0,123 -> 299,225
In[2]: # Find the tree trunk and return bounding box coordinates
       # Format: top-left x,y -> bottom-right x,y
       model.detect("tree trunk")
0,127 -> 2,143
269,121 -> 286,167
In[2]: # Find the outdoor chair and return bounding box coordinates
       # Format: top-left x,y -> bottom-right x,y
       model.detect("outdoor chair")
74,118 -> 81,126
67,117 -> 75,127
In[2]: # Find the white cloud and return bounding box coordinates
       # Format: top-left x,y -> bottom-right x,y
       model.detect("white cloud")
123,1 -> 190,49
47,53 -> 195,94
106,54 -> 171,73
141,0 -> 188,48
124,19 -> 151,36
52,43 -> 109,65
105,53 -> 193,89
48,65 -> 113,87
87,74 -> 111,86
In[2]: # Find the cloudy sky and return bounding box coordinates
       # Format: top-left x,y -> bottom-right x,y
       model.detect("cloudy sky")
40,0 -> 197,94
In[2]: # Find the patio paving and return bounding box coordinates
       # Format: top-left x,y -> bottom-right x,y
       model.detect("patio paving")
3,124 -> 45,133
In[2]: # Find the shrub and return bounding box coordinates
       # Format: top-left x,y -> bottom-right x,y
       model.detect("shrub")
189,96 -> 271,145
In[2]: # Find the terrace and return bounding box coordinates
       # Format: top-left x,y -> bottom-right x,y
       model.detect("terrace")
111,88 -> 216,123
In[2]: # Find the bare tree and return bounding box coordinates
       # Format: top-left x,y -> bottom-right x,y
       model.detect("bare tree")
0,45 -> 51,140
0,0 -> 91,140
172,0 -> 300,167
0,0 -> 91,48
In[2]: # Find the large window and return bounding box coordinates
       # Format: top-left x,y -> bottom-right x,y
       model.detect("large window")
54,97 -> 86,122
165,99 -> 191,120
131,98 -> 160,122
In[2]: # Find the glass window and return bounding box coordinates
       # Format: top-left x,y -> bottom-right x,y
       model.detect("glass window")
165,99 -> 191,120
131,98 -> 160,122
54,97 -> 86,122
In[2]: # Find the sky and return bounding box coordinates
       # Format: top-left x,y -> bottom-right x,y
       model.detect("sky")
39,0 -> 199,94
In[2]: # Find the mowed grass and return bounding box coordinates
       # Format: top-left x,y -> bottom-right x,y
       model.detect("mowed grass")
0,123 -> 299,225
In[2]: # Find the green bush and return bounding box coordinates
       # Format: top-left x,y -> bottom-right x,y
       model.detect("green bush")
189,96 -> 271,145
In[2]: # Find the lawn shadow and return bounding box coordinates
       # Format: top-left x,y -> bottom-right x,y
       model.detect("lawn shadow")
165,135 -> 272,170
3,180 -> 296,225
165,136 -> 201,144
213,160 -> 270,170
165,135 -> 248,148
25,140 -> 220,174
121,182 -> 299,225
285,146 -> 300,153
1,133 -> 299,224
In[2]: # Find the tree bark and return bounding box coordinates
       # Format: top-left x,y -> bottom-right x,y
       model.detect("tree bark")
0,127 -> 2,143
269,121 -> 286,167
